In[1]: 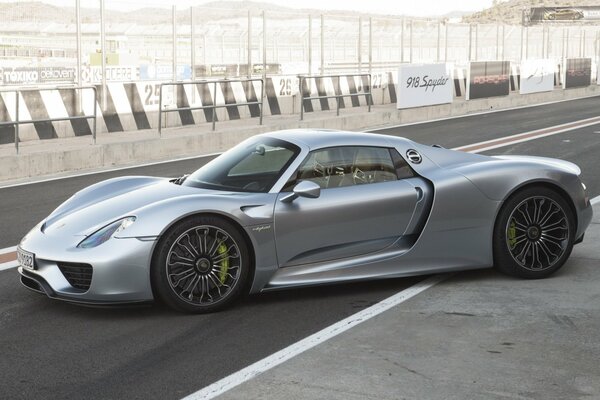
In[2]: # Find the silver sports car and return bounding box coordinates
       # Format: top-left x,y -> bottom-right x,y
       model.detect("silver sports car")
17,129 -> 593,313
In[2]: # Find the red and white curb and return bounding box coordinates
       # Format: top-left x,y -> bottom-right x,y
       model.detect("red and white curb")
0,246 -> 17,272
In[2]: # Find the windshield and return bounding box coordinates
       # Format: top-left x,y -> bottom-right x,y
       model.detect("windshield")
183,137 -> 300,193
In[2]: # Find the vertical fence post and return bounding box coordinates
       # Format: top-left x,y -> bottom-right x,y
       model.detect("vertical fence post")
212,81 -> 217,131
520,25 -> 524,61
262,11 -> 266,89
358,17 -> 362,74
190,7 -> 195,104
525,26 -> 529,59
300,76 -> 304,121
501,24 -> 505,60
308,14 -> 312,75
581,29 -> 585,58
400,18 -> 404,63
336,76 -> 340,116
437,22 -> 441,62
474,24 -> 478,61
76,0 -> 82,113
100,0 -> 106,111
468,24 -> 472,61
92,87 -> 97,144
172,5 -> 177,82
495,24 -> 499,60
566,27 -> 570,60
191,7 -> 195,81
541,25 -> 546,58
320,14 -> 324,75
158,84 -> 163,136
444,23 -> 448,63
368,74 -> 372,112
15,91 -> 19,154
247,10 -> 252,78
409,19 -> 413,63
368,17 -> 372,76
259,78 -> 264,125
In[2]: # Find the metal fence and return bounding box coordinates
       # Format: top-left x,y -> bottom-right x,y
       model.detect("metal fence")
0,86 -> 97,153
157,78 -> 264,134
2,0 -> 600,90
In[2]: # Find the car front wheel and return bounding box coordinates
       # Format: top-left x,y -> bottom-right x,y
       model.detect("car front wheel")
493,187 -> 575,279
152,215 -> 250,313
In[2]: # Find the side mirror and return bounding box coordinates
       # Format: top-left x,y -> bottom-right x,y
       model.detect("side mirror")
280,180 -> 321,203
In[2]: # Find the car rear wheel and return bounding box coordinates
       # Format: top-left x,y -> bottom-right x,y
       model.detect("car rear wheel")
493,187 -> 575,279
151,215 -> 250,313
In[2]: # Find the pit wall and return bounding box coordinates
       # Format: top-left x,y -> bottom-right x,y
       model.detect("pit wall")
1,81 -> 599,184
0,66 -> 566,143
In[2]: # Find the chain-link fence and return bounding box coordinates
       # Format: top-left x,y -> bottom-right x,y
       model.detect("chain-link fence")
2,0 -> 600,87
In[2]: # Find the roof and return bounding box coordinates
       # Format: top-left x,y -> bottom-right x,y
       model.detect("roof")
262,129 -> 414,150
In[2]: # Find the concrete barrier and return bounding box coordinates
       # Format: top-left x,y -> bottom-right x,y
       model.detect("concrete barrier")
0,82 -> 598,184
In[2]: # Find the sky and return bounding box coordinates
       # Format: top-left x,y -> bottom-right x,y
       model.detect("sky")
6,0 -> 495,17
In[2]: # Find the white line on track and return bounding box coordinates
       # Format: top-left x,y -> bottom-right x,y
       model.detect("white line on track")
453,116 -> 600,153
0,246 -> 17,254
591,196 -> 600,206
0,261 -> 18,272
181,274 -> 448,400
367,93 -> 600,131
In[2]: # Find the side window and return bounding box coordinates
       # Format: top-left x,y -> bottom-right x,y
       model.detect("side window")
284,146 -> 400,190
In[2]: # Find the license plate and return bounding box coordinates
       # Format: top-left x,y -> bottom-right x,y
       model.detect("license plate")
17,247 -> 35,270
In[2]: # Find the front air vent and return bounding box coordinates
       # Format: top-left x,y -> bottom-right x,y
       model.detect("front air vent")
57,262 -> 93,291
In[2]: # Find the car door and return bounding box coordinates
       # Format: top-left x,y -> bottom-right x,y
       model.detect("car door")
274,146 -> 424,267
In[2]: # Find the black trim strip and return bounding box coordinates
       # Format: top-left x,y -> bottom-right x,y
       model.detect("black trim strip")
265,78 -> 281,115
21,90 -> 58,139
220,81 -> 241,120
0,94 -> 14,145
315,77 -> 330,110
95,85 -> 124,132
332,76 -> 346,109
301,78 -> 314,113
58,88 -> 92,136
346,76 -> 360,107
197,83 -> 216,122
243,80 -> 261,118
176,86 -> 195,125
123,83 -> 151,130
387,72 -> 397,103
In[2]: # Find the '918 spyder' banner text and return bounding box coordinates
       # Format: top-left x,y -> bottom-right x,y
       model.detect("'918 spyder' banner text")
396,63 -> 453,109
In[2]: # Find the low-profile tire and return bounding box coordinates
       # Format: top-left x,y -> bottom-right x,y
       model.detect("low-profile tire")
151,215 -> 250,313
493,186 -> 575,279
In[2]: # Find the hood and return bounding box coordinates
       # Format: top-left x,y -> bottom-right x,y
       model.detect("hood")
41,177 -> 234,238
492,155 -> 581,176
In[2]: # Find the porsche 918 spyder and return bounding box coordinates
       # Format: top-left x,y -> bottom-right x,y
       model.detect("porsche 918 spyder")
17,129 -> 593,313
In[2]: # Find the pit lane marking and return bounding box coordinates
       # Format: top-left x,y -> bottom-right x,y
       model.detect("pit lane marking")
181,274 -> 448,400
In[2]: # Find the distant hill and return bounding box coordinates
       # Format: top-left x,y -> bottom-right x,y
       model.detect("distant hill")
0,1 -> 441,24
462,0 -> 600,24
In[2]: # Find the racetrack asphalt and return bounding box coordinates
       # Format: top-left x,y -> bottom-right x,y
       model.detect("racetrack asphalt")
1,95 -> 600,399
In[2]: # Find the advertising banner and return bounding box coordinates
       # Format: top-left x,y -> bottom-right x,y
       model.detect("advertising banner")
467,61 -> 510,100
0,67 -> 76,85
396,63 -> 453,109
529,7 -> 600,23
520,59 -> 555,94
564,58 -> 591,89
139,64 -> 191,80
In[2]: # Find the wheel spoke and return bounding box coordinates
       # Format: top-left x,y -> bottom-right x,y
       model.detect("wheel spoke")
506,195 -> 569,272
166,224 -> 242,307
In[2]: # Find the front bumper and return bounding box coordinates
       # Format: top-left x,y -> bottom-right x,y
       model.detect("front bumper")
17,235 -> 157,304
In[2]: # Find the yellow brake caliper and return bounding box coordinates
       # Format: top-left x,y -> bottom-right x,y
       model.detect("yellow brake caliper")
508,219 -> 517,249
217,243 -> 229,284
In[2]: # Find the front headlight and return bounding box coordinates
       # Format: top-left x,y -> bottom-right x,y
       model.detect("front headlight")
77,217 -> 136,249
